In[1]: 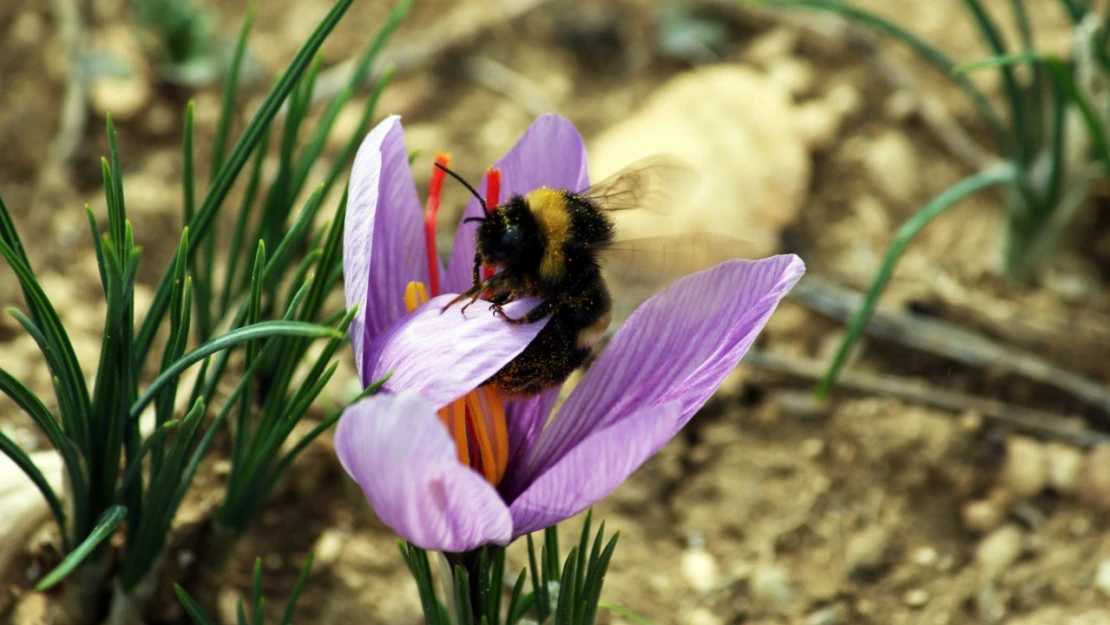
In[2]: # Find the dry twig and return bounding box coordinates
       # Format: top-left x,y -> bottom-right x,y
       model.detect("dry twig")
744,349 -> 1110,447
787,276 -> 1110,419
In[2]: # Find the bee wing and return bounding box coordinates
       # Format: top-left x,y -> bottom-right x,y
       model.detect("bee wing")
578,155 -> 699,214
593,233 -> 759,326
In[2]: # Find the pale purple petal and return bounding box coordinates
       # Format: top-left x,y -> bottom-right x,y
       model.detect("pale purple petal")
500,388 -> 559,492
344,115 -> 443,384
335,392 -> 512,551
508,402 -> 683,537
443,114 -> 590,293
521,255 -> 805,479
365,294 -> 550,408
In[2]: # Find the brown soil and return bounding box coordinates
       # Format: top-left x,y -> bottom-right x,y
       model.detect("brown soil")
2,0 -> 1110,624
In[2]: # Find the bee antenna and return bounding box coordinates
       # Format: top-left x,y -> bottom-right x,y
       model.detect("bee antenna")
463,216 -> 486,224
434,162 -> 488,214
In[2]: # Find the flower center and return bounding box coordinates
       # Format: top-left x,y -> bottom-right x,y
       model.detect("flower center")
408,156 -> 509,485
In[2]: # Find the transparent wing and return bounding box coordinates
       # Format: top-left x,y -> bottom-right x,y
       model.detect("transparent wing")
577,155 -> 699,214
594,233 -> 758,326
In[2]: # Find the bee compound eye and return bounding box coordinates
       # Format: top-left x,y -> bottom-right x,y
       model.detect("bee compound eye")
500,227 -> 522,252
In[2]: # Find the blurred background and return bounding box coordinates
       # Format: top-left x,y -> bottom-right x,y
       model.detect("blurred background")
2,0 -> 1110,623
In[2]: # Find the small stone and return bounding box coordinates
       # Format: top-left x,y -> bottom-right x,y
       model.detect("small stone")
976,524 -> 1023,580
801,438 -> 825,459
862,131 -> 920,204
962,490 -> 1011,533
794,101 -> 842,151
1046,442 -> 1084,494
680,547 -> 719,592
10,592 -> 48,625
1079,445 -> 1110,511
89,74 -> 152,121
766,57 -> 815,96
845,527 -> 890,576
903,588 -> 929,608
1000,435 -> 1049,498
746,28 -> 799,65
805,605 -> 841,625
213,460 -> 232,476
884,90 -> 918,121
913,546 -> 938,567
977,582 -> 1006,624
314,528 -> 346,566
1095,560 -> 1110,597
751,566 -> 794,614
9,11 -> 45,48
683,607 -> 723,625
264,553 -> 283,570
827,84 -> 862,117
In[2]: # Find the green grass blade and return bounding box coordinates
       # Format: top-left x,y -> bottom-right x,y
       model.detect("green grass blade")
454,564 -> 476,625
134,0 -> 356,365
598,604 -> 658,625
116,420 -> 179,498
210,5 -> 256,178
280,554 -> 315,625
506,569 -> 529,625
959,0 -> 1027,161
761,0 -> 1009,153
131,321 -> 342,419
0,432 -> 67,544
220,128 -> 270,315
37,505 -> 126,590
175,585 -> 219,625
817,164 -> 1020,397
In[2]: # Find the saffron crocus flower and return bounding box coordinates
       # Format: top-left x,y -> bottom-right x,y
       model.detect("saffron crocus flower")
337,113 -> 805,553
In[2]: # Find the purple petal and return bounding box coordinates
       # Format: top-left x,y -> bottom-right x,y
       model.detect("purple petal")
521,255 -> 805,479
508,401 -> 683,537
443,114 -> 590,293
365,294 -> 550,409
335,392 -> 512,551
344,115 -> 443,385
500,387 -> 559,494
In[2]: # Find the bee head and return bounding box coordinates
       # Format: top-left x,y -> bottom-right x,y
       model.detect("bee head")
475,198 -> 541,269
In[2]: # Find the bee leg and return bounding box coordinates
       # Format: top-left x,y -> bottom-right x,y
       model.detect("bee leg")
443,271 -> 510,314
498,297 -> 559,325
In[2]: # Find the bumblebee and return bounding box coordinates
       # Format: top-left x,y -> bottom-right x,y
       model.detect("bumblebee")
442,156 -> 722,395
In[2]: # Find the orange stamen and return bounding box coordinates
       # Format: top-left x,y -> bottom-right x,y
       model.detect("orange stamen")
424,152 -> 452,297
464,392 -> 499,484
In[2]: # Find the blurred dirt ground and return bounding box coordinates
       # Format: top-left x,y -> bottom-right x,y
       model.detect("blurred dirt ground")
2,0 -> 1110,624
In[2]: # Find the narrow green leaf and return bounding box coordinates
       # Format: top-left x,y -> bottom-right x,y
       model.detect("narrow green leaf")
211,5 -> 256,177
958,0 -> 1027,162
454,564 -> 476,625
598,603 -> 658,625
817,164 -> 1020,396
183,101 -> 197,226
135,0 -> 356,364
37,505 -> 126,590
131,321 -> 343,419
175,585 -> 220,625
280,554 -> 315,625
506,569 -> 529,625
251,558 -> 264,625
0,433 -> 67,545
116,420 -> 180,498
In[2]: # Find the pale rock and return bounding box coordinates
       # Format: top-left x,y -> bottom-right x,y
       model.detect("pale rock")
827,84 -> 862,117
1000,435 -> 1049,498
1046,442 -> 1085,495
9,11 -> 45,48
804,605 -> 841,625
977,581 -> 1006,624
801,438 -> 825,458
794,101 -> 842,151
902,588 -> 929,608
683,607 -> 723,625
1096,560 -> 1110,598
142,103 -> 177,136
750,565 -> 794,614
961,489 -> 1011,533
975,524 -> 1023,580
589,65 -> 809,261
680,547 -> 720,592
1079,445 -> 1110,511
884,90 -> 918,121
10,592 -> 48,625
913,546 -> 938,567
766,57 -> 815,96
0,450 -> 64,575
862,131 -> 919,204
746,28 -> 799,65
845,526 -> 890,576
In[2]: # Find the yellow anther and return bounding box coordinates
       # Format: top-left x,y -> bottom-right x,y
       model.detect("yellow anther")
404,281 -> 430,313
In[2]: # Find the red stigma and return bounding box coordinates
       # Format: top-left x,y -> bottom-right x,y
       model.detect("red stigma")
424,152 -> 451,297
482,167 -> 501,282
